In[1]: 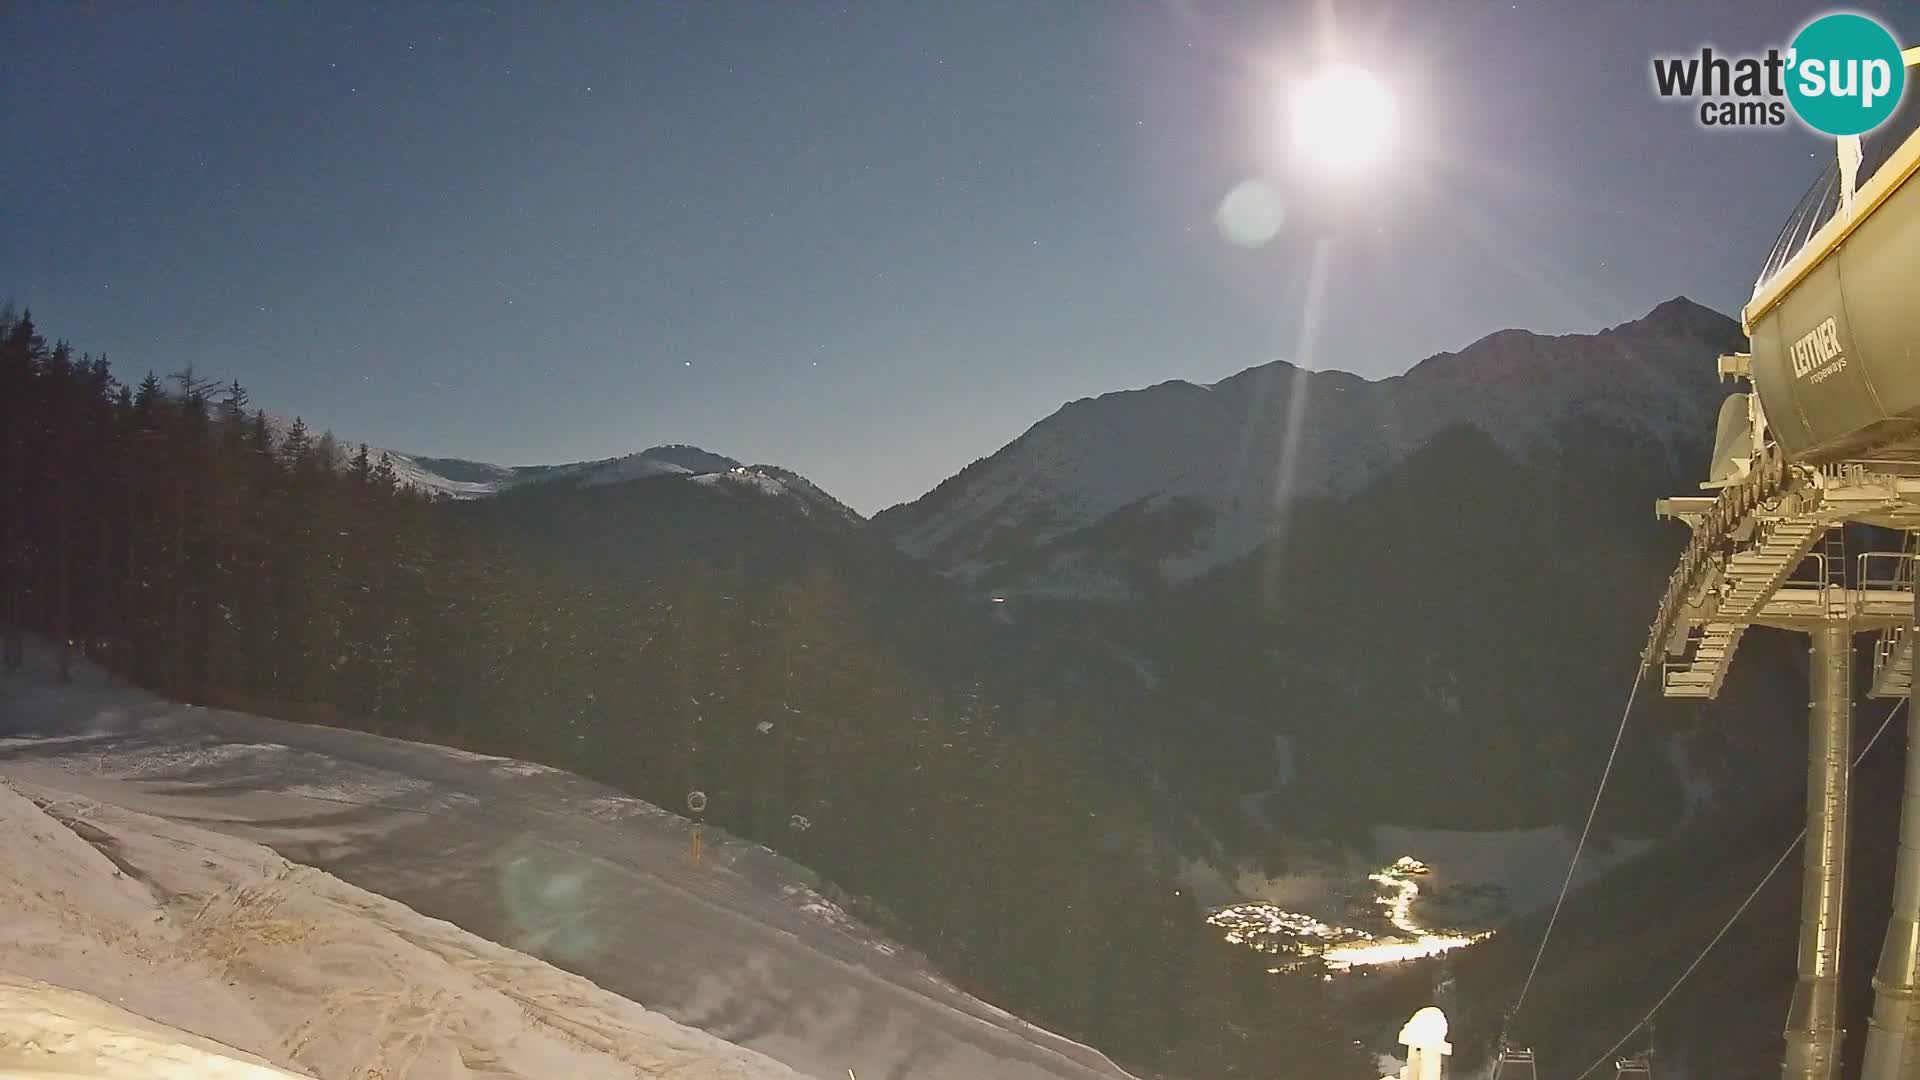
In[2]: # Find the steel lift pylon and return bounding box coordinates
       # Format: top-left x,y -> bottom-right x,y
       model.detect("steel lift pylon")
1646,56 -> 1920,1077
1655,505 -> 1867,1078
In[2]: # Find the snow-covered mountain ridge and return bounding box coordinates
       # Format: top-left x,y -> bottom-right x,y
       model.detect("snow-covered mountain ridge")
396,445 -> 863,525
261,424 -> 863,527
873,297 -> 1741,596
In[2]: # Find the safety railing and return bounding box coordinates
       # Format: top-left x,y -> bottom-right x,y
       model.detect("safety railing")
1749,44 -> 1920,320
1772,560 -> 1854,620
1858,550 -> 1917,593
1866,543 -> 1917,692
1874,624 -> 1908,680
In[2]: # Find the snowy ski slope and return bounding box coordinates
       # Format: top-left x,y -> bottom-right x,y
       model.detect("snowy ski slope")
0,649 -> 1136,1080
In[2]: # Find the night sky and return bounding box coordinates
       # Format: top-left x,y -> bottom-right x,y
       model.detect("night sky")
5,2 -> 1912,512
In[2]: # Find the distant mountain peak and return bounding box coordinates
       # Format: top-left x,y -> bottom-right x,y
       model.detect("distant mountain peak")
1643,294 -> 1715,320
635,444 -> 742,474
1630,295 -> 1741,339
879,301 -> 1740,597
280,438 -> 861,526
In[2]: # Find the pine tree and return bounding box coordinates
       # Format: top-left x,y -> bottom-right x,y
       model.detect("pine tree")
280,417 -> 311,473
205,381 -> 255,695
249,408 -> 272,458
44,341 -> 79,680
218,380 -> 249,449
91,359 -> 133,675
168,365 -> 218,405
165,377 -> 216,697
371,450 -> 399,492
1,311 -> 49,673
235,408 -> 279,692
120,374 -> 168,684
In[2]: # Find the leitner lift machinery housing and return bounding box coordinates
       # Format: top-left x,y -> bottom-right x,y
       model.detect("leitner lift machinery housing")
1649,46 -> 1920,1080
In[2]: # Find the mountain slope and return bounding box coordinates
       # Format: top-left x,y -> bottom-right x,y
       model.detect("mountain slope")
391,445 -> 864,527
0,648 -> 1139,1080
893,297 -> 1809,952
0,718 -> 808,1079
875,297 -> 1742,597
1122,414 -> 1806,840
253,417 -> 863,531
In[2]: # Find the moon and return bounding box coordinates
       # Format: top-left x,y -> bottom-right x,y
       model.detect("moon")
1289,64 -> 1395,175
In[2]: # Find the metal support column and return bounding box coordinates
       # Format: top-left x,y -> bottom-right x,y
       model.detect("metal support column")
1863,567 -> 1920,1080
1786,621 -> 1855,1080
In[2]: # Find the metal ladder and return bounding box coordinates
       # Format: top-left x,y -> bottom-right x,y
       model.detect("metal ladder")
1869,530 -> 1919,697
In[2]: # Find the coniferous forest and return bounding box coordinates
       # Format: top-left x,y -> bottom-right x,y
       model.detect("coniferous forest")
0,306 -> 1375,1079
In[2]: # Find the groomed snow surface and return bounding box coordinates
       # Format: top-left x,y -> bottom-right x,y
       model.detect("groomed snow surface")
0,974 -> 305,1079
0,645 -> 1134,1080
0,776 -> 802,1078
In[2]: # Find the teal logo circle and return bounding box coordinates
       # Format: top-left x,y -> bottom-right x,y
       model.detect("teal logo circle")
1786,13 -> 1906,136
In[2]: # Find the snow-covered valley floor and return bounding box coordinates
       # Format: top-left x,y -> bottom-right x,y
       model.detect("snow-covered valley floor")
0,650 -> 1136,1080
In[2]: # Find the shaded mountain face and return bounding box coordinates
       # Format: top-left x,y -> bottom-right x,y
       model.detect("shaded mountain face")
874,297 -> 1745,599
446,455 -> 983,650
1114,415 -> 1807,843
867,296 -> 1807,868
268,427 -> 1010,720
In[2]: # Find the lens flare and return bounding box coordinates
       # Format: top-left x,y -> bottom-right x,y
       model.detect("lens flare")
1215,179 -> 1286,248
